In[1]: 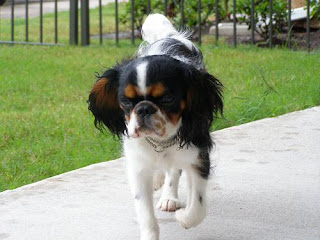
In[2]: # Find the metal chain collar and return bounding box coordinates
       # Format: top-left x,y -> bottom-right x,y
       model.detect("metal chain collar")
145,136 -> 179,153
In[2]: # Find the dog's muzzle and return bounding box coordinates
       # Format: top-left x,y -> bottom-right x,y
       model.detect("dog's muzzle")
135,101 -> 157,119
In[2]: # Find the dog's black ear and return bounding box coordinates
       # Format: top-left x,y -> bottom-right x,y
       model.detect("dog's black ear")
179,68 -> 223,150
88,67 -> 126,137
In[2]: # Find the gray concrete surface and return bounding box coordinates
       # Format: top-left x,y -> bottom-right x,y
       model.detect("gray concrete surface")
209,23 -> 252,36
0,107 -> 319,240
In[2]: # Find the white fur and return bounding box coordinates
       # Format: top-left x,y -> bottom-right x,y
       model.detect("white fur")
125,14 -> 209,240
127,111 -> 139,138
136,62 -> 148,95
138,14 -> 204,70
124,137 -> 208,239
156,169 -> 181,212
141,13 -> 178,44
153,170 -> 165,191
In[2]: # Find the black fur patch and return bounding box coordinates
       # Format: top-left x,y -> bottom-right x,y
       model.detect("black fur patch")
193,148 -> 211,179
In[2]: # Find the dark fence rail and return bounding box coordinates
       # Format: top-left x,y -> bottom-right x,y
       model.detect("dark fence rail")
0,0 -> 313,52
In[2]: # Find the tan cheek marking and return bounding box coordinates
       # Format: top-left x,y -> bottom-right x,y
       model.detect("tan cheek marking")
180,100 -> 186,111
154,114 -> 166,125
155,122 -> 166,136
147,82 -> 165,98
168,113 -> 181,125
160,108 -> 182,126
91,78 -> 118,109
152,114 -> 166,136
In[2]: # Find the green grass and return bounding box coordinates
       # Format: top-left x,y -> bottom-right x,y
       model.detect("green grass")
0,43 -> 319,192
0,2 -> 129,44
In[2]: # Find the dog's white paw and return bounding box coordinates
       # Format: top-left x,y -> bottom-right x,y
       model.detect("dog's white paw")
157,198 -> 181,212
153,170 -> 165,191
140,226 -> 159,240
175,207 -> 205,229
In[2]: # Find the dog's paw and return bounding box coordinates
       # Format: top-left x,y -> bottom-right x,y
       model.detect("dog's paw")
153,170 -> 165,191
157,198 -> 181,212
140,231 -> 159,240
140,225 -> 159,240
175,207 -> 205,229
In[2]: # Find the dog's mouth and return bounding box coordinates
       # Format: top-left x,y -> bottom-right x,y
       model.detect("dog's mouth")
131,118 -> 165,138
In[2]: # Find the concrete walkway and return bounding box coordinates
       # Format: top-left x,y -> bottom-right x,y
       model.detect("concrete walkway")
0,107 -> 319,240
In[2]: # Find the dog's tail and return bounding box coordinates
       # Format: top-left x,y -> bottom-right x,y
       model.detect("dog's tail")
141,14 -> 179,44
139,14 -> 204,70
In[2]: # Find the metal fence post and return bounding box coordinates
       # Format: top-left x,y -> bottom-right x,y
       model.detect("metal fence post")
147,0 -> 151,14
269,0 -> 273,48
40,0 -> 43,43
131,0 -> 135,44
25,0 -> 28,42
215,0 -> 219,45
198,0 -> 201,45
11,0 -> 14,41
306,0 -> 310,52
164,0 -> 167,16
81,0 -> 90,46
287,0 -> 291,48
99,0 -> 102,44
181,0 -> 184,29
233,0 -> 237,47
54,0 -> 58,43
69,0 -> 78,45
115,0 -> 119,44
251,0 -> 254,44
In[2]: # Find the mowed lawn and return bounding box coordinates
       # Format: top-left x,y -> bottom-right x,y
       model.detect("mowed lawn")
0,43 -> 319,191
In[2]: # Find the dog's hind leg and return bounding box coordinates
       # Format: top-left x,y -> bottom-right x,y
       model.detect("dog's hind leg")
156,169 -> 182,212
153,169 -> 165,191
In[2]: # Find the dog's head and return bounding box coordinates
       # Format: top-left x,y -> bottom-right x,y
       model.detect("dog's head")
88,55 -> 223,148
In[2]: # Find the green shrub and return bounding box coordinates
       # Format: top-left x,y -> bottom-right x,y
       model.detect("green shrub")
236,0 -> 288,40
120,0 -> 226,30
311,0 -> 320,20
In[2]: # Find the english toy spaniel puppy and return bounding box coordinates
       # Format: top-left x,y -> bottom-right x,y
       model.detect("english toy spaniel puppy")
88,14 -> 223,240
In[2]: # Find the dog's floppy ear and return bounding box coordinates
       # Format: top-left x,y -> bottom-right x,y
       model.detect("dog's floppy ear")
179,68 -> 223,150
88,67 -> 126,136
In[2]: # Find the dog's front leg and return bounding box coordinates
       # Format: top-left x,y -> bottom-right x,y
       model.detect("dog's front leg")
128,165 -> 159,240
175,167 -> 207,229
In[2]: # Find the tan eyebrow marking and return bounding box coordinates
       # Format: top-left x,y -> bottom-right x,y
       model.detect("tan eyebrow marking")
147,82 -> 165,98
124,84 -> 142,98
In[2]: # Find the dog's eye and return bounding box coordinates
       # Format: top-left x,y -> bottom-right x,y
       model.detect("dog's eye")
159,95 -> 175,105
120,97 -> 132,108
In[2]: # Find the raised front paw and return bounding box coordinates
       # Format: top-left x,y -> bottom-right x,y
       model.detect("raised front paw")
157,198 -> 181,212
175,207 -> 205,229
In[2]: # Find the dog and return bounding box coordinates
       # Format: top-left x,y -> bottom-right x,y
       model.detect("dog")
88,14 -> 223,240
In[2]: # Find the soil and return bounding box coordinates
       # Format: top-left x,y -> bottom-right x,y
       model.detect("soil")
221,28 -> 320,51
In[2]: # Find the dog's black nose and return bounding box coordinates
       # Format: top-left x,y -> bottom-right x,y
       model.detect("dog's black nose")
136,102 -> 157,118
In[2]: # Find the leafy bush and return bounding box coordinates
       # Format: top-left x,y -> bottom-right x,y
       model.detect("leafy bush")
311,0 -> 320,20
236,0 -> 288,40
120,0 -> 226,30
